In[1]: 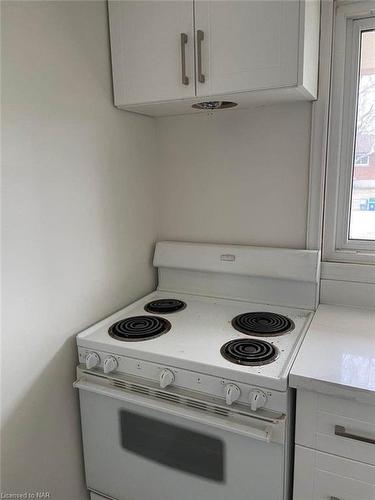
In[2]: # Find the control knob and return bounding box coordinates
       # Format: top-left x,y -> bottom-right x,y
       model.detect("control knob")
85,352 -> 100,370
225,384 -> 241,406
103,356 -> 118,374
160,369 -> 174,389
249,389 -> 267,411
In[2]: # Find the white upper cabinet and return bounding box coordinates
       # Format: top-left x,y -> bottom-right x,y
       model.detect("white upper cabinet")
195,1 -> 300,96
108,0 -> 320,116
108,1 -> 195,105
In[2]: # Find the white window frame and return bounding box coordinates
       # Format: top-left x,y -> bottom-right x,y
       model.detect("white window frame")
323,1 -> 375,265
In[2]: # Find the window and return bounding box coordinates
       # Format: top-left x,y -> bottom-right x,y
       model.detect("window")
354,153 -> 369,165
350,29 -> 375,240
324,3 -> 375,264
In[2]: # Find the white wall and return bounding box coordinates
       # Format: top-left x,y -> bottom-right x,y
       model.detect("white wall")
1,2 -> 158,499
157,103 -> 312,248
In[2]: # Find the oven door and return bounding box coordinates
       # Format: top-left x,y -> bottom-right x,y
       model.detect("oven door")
75,376 -> 287,500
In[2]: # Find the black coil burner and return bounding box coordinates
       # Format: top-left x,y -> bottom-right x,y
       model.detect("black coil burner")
231,312 -> 294,336
221,339 -> 279,366
144,299 -> 186,314
108,316 -> 171,341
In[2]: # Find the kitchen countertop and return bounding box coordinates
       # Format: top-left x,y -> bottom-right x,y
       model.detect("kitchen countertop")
289,304 -> 375,404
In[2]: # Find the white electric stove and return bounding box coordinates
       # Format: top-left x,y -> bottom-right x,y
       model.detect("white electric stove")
75,241 -> 320,500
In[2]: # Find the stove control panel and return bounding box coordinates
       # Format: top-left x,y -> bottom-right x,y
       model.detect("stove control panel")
77,347 -> 287,413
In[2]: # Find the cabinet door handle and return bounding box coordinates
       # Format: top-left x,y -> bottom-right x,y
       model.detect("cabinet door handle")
334,425 -> 375,445
180,33 -> 189,86
197,29 -> 205,83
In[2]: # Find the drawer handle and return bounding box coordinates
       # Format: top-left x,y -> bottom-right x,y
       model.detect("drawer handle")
334,424 -> 375,445
330,497 -> 340,500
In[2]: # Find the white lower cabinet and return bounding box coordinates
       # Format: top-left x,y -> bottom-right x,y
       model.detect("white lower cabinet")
295,390 -> 375,465
293,390 -> 375,500
294,445 -> 375,500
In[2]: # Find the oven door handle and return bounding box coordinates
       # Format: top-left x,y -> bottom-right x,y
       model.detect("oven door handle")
74,378 -> 283,444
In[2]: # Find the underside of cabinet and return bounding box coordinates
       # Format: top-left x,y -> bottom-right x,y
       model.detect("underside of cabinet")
118,84 -> 316,117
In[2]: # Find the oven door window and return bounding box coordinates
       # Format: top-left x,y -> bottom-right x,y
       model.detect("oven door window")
120,410 -> 224,482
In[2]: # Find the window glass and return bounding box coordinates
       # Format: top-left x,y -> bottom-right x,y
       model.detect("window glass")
349,30 -> 375,240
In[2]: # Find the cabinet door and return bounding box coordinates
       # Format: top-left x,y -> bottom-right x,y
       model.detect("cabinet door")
194,0 -> 300,97
294,445 -> 375,500
109,1 -> 195,106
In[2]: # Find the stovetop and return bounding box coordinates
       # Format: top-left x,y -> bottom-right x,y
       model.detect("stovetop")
77,291 -> 313,391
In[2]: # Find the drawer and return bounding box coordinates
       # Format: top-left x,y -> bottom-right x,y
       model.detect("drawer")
296,390 -> 375,465
294,445 -> 375,500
